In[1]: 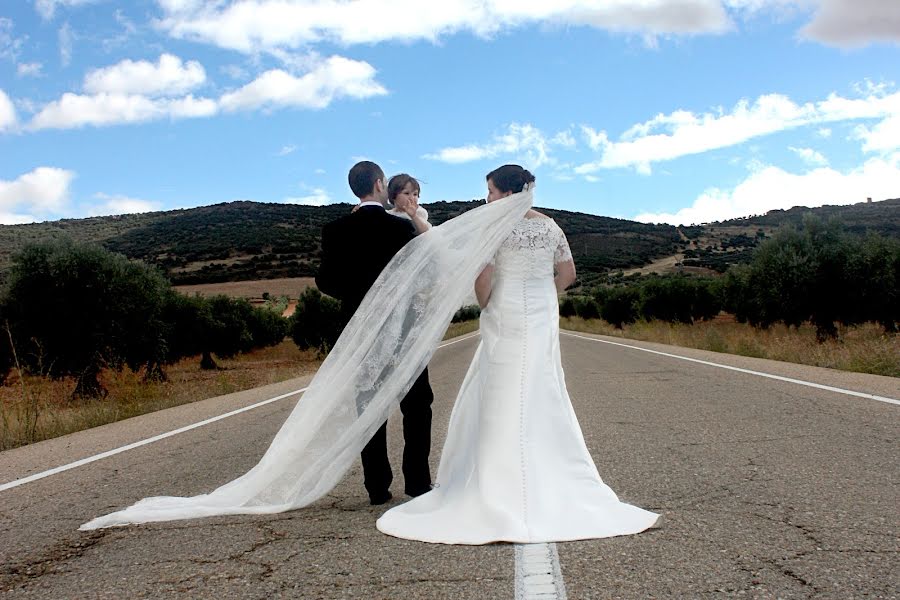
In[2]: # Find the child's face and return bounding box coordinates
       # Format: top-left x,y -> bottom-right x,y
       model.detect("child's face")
394,182 -> 420,210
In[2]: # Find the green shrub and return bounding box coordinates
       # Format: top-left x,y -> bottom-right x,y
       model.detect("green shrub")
290,288 -> 343,356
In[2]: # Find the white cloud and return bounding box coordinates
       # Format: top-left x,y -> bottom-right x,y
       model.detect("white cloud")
314,168 -> 326,175
35,0 -> 100,20
0,212 -> 38,224
789,146 -> 828,166
284,187 -> 332,206
0,89 -> 17,132
219,56 -> 387,111
84,54 -> 206,96
576,87 -> 900,173
29,53 -> 216,129
854,115 -> 900,153
29,92 -> 217,130
17,62 -> 43,77
634,151 -> 900,225
801,0 -> 900,47
156,0 -> 732,53
0,167 -> 76,222
89,193 -> 160,216
816,127 -> 831,138
58,22 -> 73,66
552,129 -> 577,148
0,18 -> 25,62
221,64 -> 248,80
277,144 -> 297,156
721,1 -> 899,47
424,123 -> 573,168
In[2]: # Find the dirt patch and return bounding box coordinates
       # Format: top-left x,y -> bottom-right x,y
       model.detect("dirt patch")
622,253 -> 685,276
174,277 -> 316,300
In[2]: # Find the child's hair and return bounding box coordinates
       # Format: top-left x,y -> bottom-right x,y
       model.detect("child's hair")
388,174 -> 421,202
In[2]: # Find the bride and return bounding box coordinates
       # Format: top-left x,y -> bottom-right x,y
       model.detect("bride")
81,165 -> 657,542
376,165 -> 659,544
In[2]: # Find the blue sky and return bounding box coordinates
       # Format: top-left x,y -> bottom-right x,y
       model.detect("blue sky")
1,0 -> 898,226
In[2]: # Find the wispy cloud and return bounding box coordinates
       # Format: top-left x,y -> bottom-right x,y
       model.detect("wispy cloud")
89,192 -> 161,216
576,86 -> 900,174
58,22 -> 73,66
854,115 -> 900,153
277,144 -> 297,156
219,56 -> 387,111
17,62 -> 43,77
35,0 -> 101,21
424,123 -> 572,168
789,146 -> 828,166
0,18 -> 25,63
634,151 -> 900,225
28,53 -> 384,130
284,187 -> 333,206
0,89 -> 17,132
84,54 -> 206,96
30,93 -> 218,130
155,0 -> 732,54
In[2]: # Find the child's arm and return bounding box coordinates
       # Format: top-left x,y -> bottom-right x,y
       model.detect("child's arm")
405,206 -> 432,235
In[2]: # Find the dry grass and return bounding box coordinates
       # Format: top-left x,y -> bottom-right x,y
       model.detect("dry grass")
174,277 -> 316,300
444,320 -> 480,339
0,320 -> 483,450
0,341 -> 321,451
560,316 -> 899,378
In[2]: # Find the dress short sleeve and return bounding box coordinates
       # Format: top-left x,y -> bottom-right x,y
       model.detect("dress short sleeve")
553,222 -> 573,264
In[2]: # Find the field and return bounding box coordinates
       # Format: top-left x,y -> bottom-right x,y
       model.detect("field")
560,316 -> 900,378
174,277 -> 316,300
0,322 -> 482,451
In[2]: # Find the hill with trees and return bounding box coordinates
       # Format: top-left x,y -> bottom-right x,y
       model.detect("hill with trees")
0,197 -> 896,287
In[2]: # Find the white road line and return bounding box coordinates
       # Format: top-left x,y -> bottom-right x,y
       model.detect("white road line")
0,333 -> 483,493
562,331 -> 900,406
515,543 -> 567,600
0,389 -> 307,493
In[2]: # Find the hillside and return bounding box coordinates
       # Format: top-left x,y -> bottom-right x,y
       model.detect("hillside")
0,197 -> 896,287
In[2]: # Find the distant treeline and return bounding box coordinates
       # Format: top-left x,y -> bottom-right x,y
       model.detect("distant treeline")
0,241 -> 488,399
1,215 -> 896,399
564,217 -> 899,339
0,242 -> 289,398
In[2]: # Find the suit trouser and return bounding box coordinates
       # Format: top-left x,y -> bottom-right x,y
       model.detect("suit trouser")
361,367 -> 434,499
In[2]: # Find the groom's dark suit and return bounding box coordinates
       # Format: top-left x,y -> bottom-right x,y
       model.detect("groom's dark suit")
315,204 -> 435,502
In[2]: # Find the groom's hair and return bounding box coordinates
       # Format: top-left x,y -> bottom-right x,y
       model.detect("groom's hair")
348,161 -> 385,199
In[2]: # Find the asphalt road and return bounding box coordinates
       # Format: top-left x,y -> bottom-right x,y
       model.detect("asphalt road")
1,332 -> 897,599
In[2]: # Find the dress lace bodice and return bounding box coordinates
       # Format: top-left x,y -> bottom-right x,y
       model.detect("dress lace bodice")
492,216 -> 573,281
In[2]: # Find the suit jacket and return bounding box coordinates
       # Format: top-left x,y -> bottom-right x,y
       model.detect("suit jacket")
315,205 -> 416,324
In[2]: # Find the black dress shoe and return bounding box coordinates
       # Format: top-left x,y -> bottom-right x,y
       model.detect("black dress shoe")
369,491 -> 393,505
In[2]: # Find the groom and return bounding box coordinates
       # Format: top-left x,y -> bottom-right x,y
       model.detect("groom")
315,160 -> 435,505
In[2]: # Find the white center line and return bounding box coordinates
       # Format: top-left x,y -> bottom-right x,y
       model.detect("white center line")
515,543 -> 567,600
562,331 -> 899,406
0,333 -> 483,493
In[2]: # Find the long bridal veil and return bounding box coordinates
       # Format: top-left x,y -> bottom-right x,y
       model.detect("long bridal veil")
81,190 -> 533,530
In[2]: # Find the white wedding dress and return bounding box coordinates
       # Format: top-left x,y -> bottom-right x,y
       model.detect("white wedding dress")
377,216 -> 659,544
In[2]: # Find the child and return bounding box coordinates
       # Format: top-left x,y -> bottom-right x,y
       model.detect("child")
387,174 -> 431,235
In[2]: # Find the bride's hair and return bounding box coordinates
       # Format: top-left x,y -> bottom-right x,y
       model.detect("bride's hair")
486,165 -> 535,194
388,174 -> 420,202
